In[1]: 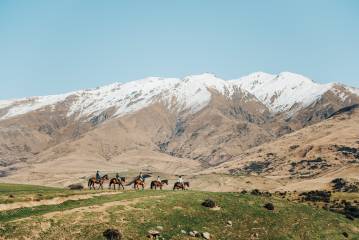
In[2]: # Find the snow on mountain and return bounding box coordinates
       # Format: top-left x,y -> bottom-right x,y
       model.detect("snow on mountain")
0,72 -> 358,121
231,72 -> 335,112
0,100 -> 14,109
347,86 -> 359,96
0,73 -> 231,121
0,94 -> 73,119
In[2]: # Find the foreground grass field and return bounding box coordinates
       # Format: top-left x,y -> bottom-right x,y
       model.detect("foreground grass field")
0,184 -> 358,240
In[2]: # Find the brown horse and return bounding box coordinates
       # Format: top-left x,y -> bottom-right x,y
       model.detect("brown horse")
109,177 -> 126,190
88,174 -> 109,190
133,178 -> 145,190
150,179 -> 168,190
173,181 -> 190,190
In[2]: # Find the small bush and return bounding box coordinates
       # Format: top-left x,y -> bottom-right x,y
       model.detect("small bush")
103,228 -> 122,240
264,203 -> 274,210
202,199 -> 216,208
68,183 -> 84,190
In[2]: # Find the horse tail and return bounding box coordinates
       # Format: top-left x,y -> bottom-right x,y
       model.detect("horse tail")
88,179 -> 91,188
150,181 -> 154,189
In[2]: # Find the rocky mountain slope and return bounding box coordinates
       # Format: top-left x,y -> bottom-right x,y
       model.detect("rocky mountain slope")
203,105 -> 359,191
0,72 -> 358,186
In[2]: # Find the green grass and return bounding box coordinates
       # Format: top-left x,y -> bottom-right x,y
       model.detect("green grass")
0,182 -> 111,204
0,184 -> 358,239
0,190 -> 167,222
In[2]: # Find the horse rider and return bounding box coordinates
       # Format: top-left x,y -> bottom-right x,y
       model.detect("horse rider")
177,175 -> 184,185
116,172 -> 121,182
96,170 -> 101,181
156,175 -> 161,183
138,172 -> 144,182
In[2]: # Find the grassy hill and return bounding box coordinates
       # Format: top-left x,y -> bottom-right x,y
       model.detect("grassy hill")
0,183 -> 358,239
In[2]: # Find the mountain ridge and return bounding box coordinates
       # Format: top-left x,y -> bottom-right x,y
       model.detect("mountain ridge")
1,72 -> 358,121
0,71 -> 358,187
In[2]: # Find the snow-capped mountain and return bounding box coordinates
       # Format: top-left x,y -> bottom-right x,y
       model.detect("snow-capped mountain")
1,72 -> 358,121
0,71 -> 359,184
231,72 -> 359,112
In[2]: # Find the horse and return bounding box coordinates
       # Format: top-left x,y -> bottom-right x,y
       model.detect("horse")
150,179 -> 168,190
133,178 -> 145,190
173,181 -> 190,190
109,177 -> 126,190
88,174 -> 109,190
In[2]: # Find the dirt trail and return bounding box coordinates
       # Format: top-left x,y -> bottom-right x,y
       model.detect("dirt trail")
0,191 -> 121,211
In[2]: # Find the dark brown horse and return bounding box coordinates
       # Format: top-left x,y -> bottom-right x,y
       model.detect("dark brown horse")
150,179 -> 168,190
173,181 -> 190,190
88,174 -> 109,190
109,177 -> 126,190
133,178 -> 145,190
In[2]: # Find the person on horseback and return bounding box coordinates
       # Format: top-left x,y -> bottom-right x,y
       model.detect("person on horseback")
157,175 -> 161,183
96,170 -> 101,181
138,172 -> 144,182
116,172 -> 121,181
177,175 -> 184,184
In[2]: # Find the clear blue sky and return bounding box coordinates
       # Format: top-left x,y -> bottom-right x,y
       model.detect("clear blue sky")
0,0 -> 358,99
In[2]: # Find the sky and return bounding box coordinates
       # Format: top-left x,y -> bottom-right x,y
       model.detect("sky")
0,0 -> 358,99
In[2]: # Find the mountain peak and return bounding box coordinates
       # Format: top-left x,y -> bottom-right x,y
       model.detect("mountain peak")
277,72 -> 316,84
183,73 -> 219,81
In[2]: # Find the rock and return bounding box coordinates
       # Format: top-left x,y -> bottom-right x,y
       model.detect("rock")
264,203 -> 274,211
147,230 -> 160,239
202,199 -> 216,208
202,232 -> 211,239
103,228 -> 122,240
68,183 -> 84,190
180,230 -> 187,234
227,220 -> 233,226
189,231 -> 200,237
342,232 -> 349,238
251,232 -> 259,238
156,226 -> 163,231
8,194 -> 14,198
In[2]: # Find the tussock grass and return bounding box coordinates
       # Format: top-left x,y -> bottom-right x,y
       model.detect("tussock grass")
0,184 -> 358,239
